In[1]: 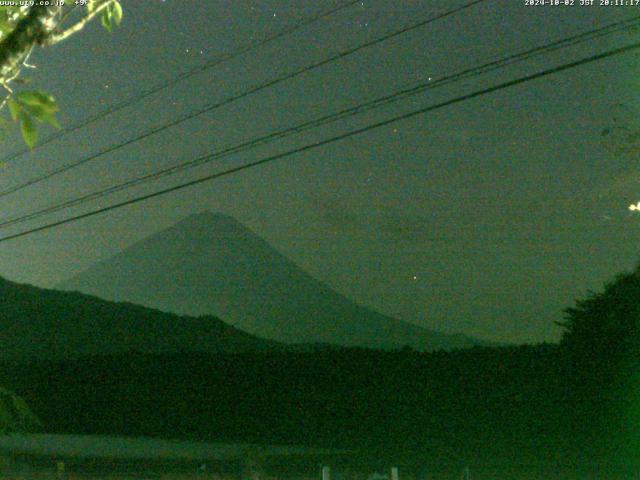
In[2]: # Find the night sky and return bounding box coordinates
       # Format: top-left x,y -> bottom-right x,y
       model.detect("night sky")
0,0 -> 637,344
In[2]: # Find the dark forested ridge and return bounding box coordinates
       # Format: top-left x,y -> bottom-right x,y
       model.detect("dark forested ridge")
0,343 -> 628,468
0,276 -> 279,361
0,346 -> 561,458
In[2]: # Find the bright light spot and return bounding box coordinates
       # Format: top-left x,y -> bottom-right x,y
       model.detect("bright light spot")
630,202 -> 640,211
412,275 -> 417,280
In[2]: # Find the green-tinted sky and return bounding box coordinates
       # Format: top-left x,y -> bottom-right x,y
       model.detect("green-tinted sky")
0,0 -> 638,343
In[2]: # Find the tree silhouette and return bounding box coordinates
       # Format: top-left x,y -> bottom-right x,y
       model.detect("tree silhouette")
558,263 -> 640,462
559,264 -> 639,365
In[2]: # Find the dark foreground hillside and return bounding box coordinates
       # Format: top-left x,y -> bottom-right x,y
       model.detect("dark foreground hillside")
0,344 -> 623,468
0,276 -> 279,361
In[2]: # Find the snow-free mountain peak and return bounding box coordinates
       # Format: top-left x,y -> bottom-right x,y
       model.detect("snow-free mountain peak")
58,213 -> 484,351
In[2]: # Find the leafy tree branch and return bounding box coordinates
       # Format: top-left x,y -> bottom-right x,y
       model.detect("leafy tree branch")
0,0 -> 123,148
44,0 -> 120,45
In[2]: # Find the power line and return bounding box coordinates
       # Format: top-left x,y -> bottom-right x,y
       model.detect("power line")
0,38 -> 638,244
0,15 -> 636,230
0,0 -> 487,199
0,0 -> 363,164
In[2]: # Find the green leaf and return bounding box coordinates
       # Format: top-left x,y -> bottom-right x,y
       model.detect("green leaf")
17,90 -> 58,114
101,1 -> 123,32
7,98 -> 21,122
101,7 -> 112,32
111,1 -> 123,26
20,114 -> 37,149
6,91 -> 61,143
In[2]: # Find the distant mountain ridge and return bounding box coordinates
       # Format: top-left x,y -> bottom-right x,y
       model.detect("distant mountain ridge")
0,276 -> 277,362
58,212 -> 484,351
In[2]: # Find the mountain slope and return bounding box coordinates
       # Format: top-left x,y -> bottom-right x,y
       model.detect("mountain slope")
58,212 -> 482,351
0,276 -> 277,362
